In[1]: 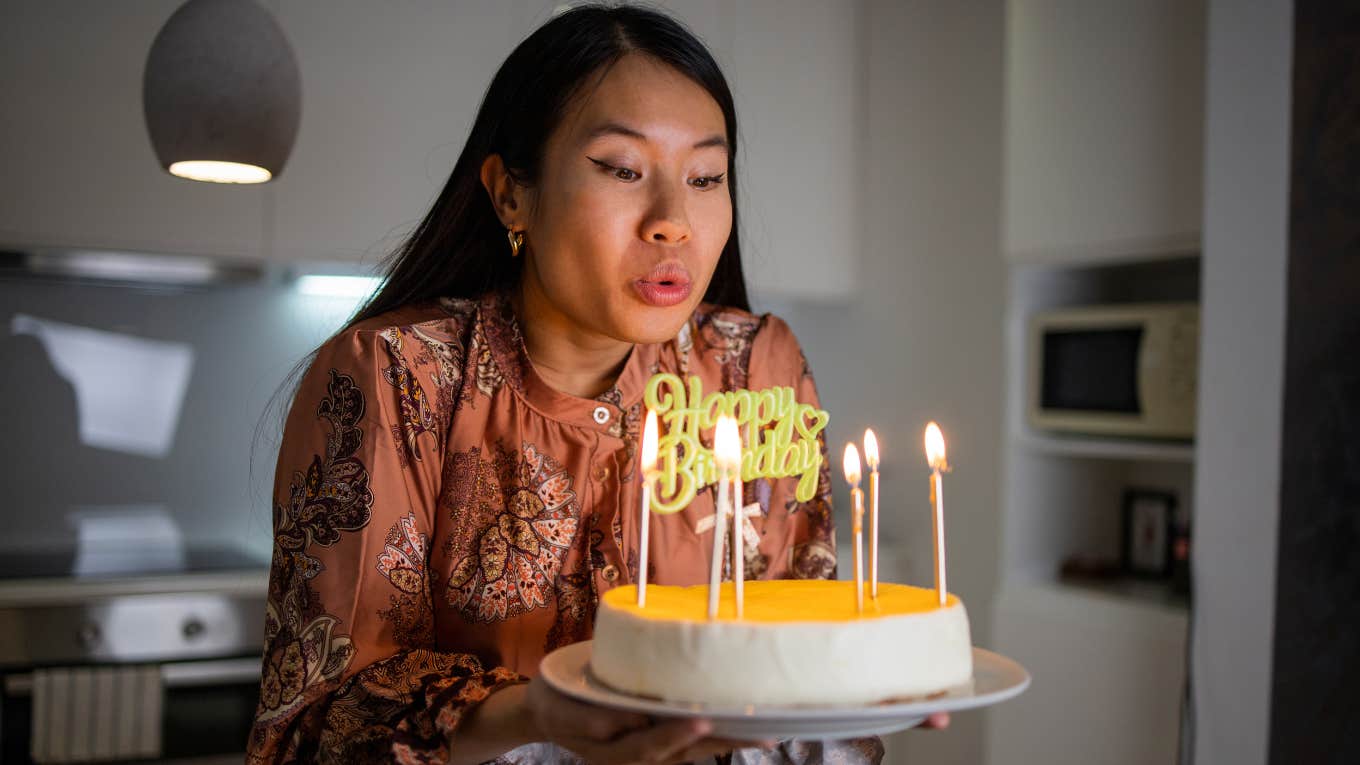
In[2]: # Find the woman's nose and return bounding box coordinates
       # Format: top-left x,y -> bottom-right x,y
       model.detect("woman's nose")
641,184 -> 691,244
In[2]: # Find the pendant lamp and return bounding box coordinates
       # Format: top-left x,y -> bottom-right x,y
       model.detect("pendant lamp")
143,0 -> 301,184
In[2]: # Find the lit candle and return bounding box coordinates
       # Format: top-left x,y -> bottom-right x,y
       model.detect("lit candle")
843,443 -> 866,614
864,429 -> 881,600
924,422 -> 950,607
637,409 -> 659,607
708,416 -> 740,619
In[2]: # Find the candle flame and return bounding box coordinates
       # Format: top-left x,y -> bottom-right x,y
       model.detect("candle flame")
925,421 -> 947,470
843,442 -> 862,486
641,409 -> 659,472
714,415 -> 741,471
864,429 -> 880,470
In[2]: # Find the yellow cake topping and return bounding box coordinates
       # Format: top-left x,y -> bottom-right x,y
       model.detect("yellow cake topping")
603,580 -> 958,623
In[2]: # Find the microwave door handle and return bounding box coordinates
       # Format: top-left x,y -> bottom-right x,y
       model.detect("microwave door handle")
1138,323 -> 1158,419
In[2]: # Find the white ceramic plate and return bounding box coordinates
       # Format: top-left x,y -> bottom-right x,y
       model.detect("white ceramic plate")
539,640 -> 1031,740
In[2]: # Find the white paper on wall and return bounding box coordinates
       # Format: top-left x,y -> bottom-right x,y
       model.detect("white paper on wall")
11,314 -> 194,458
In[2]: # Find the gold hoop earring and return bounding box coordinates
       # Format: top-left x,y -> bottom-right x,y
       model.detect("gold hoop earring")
507,228 -> 524,258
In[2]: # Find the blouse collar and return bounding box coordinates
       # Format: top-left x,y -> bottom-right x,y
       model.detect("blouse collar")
478,289 -> 661,434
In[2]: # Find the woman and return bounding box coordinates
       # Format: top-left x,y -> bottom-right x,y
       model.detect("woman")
248,5 -> 944,763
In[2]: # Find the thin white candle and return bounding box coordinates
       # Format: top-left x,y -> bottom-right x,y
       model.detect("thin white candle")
924,422 -> 949,607
730,429 -> 745,619
708,416 -> 740,619
707,462 -> 728,619
738,422 -> 755,617
709,416 -> 742,619
864,429 -> 880,600
931,471 -> 945,603
637,409 -> 659,607
843,443 -> 866,614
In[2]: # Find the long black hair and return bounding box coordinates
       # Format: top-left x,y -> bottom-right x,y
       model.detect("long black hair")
347,1 -> 748,327
252,3 -> 748,503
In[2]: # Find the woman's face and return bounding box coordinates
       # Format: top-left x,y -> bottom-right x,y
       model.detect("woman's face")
517,54 -> 733,345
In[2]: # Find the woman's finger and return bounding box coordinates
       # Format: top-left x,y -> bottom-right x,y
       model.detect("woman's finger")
532,681 -> 651,741
569,701 -> 651,742
922,712 -> 951,729
602,717 -> 711,764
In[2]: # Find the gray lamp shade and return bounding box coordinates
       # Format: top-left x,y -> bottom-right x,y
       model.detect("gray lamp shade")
143,0 -> 301,184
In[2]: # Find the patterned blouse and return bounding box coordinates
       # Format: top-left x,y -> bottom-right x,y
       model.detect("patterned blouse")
246,289 -> 883,764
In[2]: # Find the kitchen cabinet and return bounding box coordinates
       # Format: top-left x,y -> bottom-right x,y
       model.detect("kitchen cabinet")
0,1 -> 268,260
0,1 -> 518,267
987,583 -> 1187,765
2,0 -> 860,297
1003,0 -> 1206,264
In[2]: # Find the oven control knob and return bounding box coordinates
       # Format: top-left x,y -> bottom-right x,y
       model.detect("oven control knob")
78,623 -> 101,650
181,617 -> 206,640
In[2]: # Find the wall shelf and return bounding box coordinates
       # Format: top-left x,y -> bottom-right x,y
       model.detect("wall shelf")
998,579 -> 1189,633
1016,432 -> 1196,463
1054,575 -> 1190,614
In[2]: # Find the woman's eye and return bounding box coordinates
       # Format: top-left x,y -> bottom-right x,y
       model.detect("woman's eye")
691,174 -> 726,190
590,158 -> 639,182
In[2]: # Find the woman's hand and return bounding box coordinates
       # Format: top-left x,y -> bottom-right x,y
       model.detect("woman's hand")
921,712 -> 951,729
524,675 -> 775,764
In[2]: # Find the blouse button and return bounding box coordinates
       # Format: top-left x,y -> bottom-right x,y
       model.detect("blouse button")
592,406 -> 611,425
594,465 -> 610,482
601,564 -> 620,582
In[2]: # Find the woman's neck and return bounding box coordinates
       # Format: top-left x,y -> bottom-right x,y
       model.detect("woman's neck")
511,280 -> 633,400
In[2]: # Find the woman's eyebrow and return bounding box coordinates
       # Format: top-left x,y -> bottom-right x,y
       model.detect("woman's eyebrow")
584,121 -> 729,154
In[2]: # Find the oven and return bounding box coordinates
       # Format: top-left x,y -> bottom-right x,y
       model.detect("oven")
0,546 -> 267,764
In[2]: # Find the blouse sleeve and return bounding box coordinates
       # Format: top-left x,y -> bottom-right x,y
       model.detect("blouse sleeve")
247,325 -> 525,764
747,314 -> 838,582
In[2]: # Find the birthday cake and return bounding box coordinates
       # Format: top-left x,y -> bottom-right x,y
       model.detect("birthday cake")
590,580 -> 973,707
588,373 -> 973,707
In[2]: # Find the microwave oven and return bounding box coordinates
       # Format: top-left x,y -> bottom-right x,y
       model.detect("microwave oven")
1028,302 -> 1199,439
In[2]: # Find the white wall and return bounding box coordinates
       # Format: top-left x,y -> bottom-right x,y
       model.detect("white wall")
1193,0 -> 1293,763
775,2 -> 1006,763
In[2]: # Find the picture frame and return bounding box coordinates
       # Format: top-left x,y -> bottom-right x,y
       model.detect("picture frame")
1122,488 -> 1177,578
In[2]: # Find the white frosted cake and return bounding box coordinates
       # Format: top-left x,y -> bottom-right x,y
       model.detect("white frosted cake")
590,579 -> 973,707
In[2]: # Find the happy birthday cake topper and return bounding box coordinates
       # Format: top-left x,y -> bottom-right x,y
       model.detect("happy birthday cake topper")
643,372 -> 829,513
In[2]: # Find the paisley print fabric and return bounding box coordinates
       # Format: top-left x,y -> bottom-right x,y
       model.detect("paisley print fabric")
247,290 -> 870,763
443,443 -> 580,623
379,328 -> 441,468
377,514 -> 435,648
254,369 -> 371,740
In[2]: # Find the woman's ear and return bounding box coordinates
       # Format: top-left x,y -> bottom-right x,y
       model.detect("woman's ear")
480,154 -> 530,229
